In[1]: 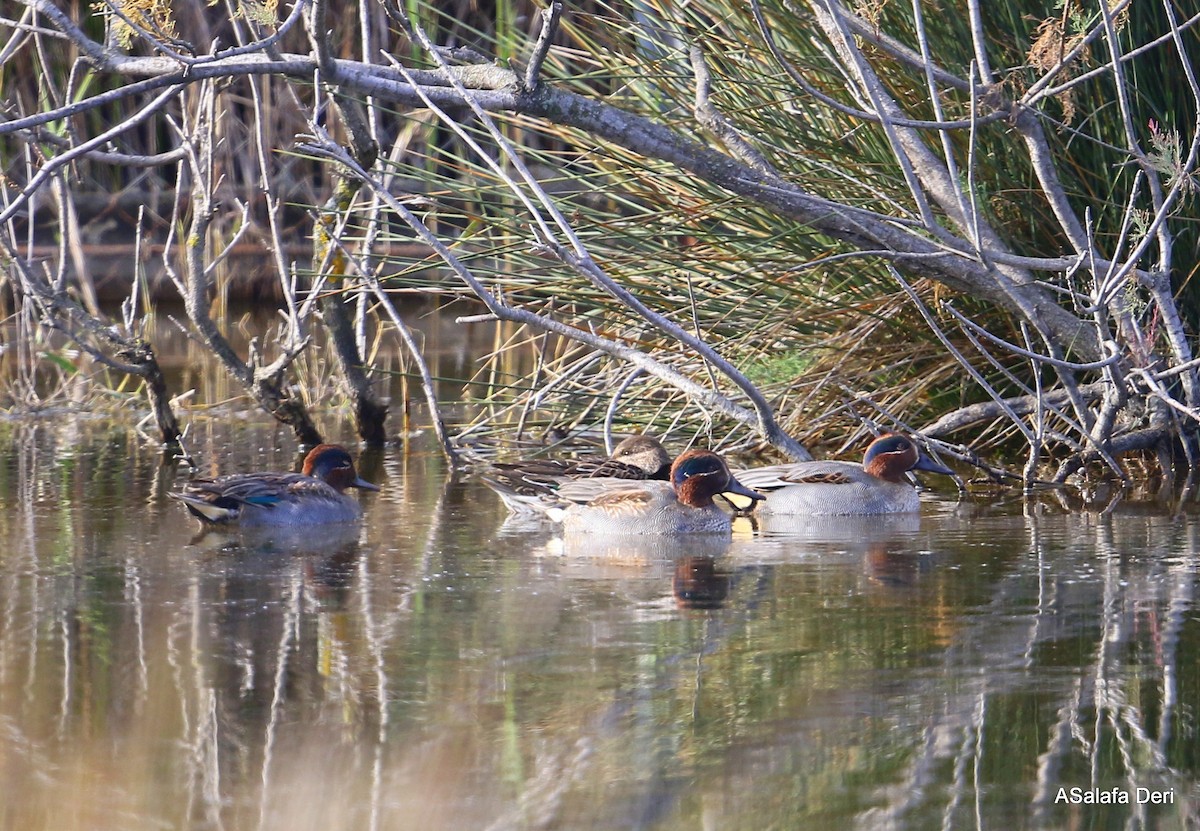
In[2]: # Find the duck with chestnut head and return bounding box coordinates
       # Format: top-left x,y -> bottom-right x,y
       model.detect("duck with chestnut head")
549,449 -> 763,535
170,444 -> 379,527
733,433 -> 953,516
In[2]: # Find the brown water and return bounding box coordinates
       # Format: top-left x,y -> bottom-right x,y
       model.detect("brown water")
1,419 -> 1198,830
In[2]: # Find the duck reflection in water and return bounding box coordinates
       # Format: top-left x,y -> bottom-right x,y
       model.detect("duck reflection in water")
304,540 -> 362,609
189,521 -> 364,610
744,513 -> 932,589
865,542 -> 931,589
673,556 -> 731,610
544,529 -> 733,564
536,533 -> 734,615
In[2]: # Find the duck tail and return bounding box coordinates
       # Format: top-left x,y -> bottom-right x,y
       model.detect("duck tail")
168,491 -> 240,524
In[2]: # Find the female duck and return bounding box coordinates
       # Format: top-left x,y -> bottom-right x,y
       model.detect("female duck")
484,435 -> 671,515
170,444 -> 379,527
552,449 -> 763,535
735,433 -> 952,516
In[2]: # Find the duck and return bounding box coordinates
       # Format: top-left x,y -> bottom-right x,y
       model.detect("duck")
482,435 -> 671,514
170,444 -> 380,527
549,449 -> 764,535
733,433 -> 953,516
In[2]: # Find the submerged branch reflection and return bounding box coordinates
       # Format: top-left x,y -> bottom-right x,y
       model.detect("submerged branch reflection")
0,426 -> 1198,829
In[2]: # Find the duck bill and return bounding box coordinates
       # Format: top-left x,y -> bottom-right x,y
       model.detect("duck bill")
351,476 -> 381,491
723,477 -> 765,503
913,454 -> 953,476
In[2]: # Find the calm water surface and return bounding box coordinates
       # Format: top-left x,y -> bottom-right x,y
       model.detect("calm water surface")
1,420 -> 1199,830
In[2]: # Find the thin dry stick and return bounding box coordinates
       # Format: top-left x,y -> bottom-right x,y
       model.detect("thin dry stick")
523,1 -> 562,92
365,280 -> 458,464
603,368 -> 645,454
890,267 -> 1034,445
1021,321 -> 1045,490
689,43 -> 775,175
315,212 -> 459,464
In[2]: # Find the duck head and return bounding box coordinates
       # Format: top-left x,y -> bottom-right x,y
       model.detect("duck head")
610,435 -> 672,478
302,444 -> 381,493
862,434 -> 953,484
671,449 -> 765,508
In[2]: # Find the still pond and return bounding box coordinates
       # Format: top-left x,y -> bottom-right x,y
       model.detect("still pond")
1,419 -> 1199,830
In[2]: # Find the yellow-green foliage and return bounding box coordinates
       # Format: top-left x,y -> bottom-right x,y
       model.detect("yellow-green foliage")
742,352 -> 815,387
232,0 -> 279,26
96,0 -> 277,48
95,0 -> 177,49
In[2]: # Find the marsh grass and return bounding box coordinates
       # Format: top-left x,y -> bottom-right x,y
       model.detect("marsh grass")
320,0 -> 1193,460
3,0 -> 1197,463
324,8 -> 1006,450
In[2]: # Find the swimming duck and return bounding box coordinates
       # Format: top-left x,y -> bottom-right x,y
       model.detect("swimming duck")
170,444 -> 379,526
734,433 -> 952,516
483,435 -> 671,514
551,449 -> 764,535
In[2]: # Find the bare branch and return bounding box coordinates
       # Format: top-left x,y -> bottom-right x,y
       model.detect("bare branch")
523,1 -> 562,93
689,44 -> 776,176
941,303 -> 1120,372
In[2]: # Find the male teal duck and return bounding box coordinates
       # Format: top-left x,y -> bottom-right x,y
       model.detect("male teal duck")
734,433 -> 952,516
550,449 -> 764,535
170,444 -> 379,527
483,435 -> 671,514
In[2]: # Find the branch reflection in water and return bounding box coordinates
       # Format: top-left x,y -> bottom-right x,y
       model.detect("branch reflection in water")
0,423 -> 1196,829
